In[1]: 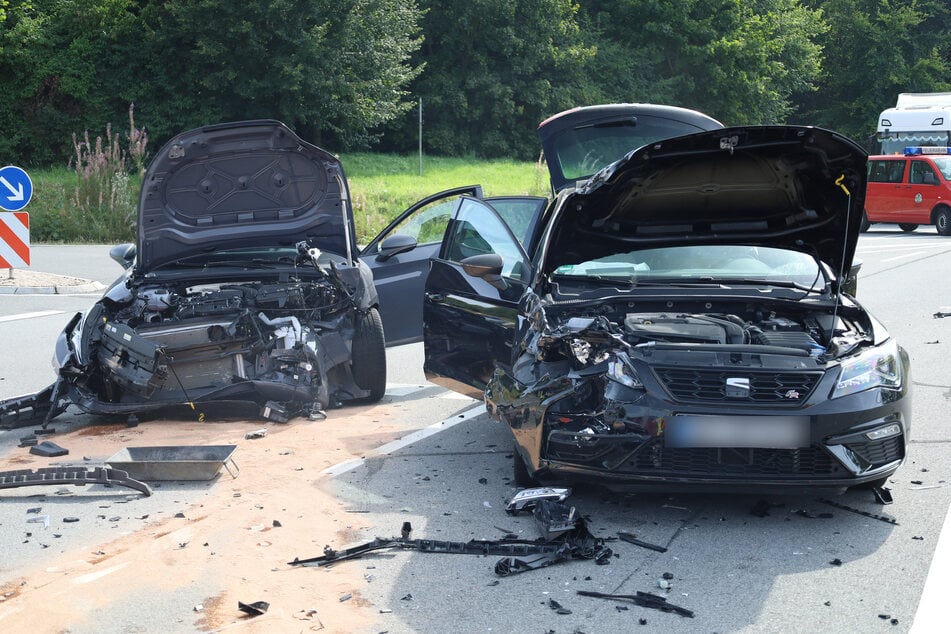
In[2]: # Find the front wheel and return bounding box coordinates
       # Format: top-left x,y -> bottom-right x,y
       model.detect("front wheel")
935,207 -> 951,236
899,223 -> 918,232
351,307 -> 386,402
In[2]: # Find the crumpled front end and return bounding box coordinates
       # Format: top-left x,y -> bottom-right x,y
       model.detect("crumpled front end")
48,258 -> 378,423
487,295 -> 910,492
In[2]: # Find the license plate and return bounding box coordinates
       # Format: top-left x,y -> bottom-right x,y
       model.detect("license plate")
665,415 -> 809,449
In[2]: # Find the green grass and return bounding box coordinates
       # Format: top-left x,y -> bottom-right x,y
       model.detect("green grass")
25,153 -> 550,245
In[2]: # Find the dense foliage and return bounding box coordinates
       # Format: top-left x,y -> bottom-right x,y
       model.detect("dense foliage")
1,0 -> 949,165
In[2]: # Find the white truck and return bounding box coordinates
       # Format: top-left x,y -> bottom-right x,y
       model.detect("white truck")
876,92 -> 951,154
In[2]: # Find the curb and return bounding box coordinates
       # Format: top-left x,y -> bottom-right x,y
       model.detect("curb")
0,281 -> 106,295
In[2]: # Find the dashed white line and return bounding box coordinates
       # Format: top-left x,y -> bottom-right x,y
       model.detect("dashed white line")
0,310 -> 65,323
883,251 -> 925,262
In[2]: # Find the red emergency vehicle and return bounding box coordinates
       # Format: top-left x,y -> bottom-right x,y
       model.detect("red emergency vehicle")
864,147 -> 951,235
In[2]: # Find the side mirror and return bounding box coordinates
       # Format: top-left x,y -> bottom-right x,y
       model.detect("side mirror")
843,257 -> 862,297
461,253 -> 507,291
109,243 -> 136,269
376,234 -> 417,262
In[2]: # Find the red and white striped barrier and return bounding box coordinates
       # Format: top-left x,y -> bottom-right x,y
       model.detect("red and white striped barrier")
0,212 -> 30,268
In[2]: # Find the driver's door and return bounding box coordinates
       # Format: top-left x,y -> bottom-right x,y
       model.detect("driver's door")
423,197 -> 531,399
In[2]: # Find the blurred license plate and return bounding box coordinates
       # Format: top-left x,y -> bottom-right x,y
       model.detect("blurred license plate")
665,415 -> 809,449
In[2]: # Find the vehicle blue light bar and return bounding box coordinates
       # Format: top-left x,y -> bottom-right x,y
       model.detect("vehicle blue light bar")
904,146 -> 951,156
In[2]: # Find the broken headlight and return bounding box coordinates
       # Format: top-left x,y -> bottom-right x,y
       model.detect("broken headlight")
607,355 -> 643,389
832,339 -> 902,399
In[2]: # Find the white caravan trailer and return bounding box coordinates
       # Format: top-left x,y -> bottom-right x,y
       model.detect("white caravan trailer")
877,92 -> 951,154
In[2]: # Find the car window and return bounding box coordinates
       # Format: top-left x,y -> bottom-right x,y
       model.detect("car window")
868,159 -> 905,183
910,160 -> 940,185
933,157 -> 951,180
552,115 -> 713,182
485,197 -> 547,247
373,198 -> 456,252
444,198 -> 529,280
553,245 -> 824,289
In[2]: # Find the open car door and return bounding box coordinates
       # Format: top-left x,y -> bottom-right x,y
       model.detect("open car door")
423,196 -> 532,399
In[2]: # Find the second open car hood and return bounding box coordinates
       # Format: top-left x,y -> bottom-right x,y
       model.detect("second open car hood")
542,125 -> 868,278
136,120 -> 356,273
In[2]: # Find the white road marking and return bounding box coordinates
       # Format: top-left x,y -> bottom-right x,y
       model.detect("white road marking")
883,251 -> 925,262
912,501 -> 951,632
0,310 -> 65,323
322,401 -> 486,478
73,561 -> 131,584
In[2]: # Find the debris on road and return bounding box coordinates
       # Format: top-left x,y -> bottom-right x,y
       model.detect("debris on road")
290,507 -> 613,577
617,532 -> 668,554
817,498 -> 898,525
0,466 -> 151,497
29,440 -> 68,457
577,590 -> 695,618
504,487 -> 572,515
238,600 -> 269,616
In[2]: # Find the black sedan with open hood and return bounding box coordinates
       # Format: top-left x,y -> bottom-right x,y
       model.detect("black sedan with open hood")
4,120 -> 385,426
422,125 -> 910,493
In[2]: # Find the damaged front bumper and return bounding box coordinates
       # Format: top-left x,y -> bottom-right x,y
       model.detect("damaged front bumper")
488,365 -> 909,493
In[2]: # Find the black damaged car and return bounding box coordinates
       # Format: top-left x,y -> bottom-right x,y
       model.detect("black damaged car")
3,120 -> 386,426
422,123 -> 911,493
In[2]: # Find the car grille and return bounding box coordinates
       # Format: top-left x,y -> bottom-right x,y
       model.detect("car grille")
844,435 -> 904,467
653,367 -> 824,405
623,440 -> 845,478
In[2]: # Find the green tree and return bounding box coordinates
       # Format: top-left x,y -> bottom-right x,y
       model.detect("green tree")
133,0 -> 424,149
384,0 -> 595,159
583,0 -> 827,126
795,0 -> 951,144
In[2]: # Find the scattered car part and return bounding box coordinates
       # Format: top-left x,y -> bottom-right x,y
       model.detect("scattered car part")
290,517 -> 611,577
817,498 -> 898,525
872,486 -> 894,505
504,487 -> 571,515
105,445 -> 238,481
29,441 -> 68,457
577,590 -> 694,618
0,466 -> 151,496
532,499 -> 578,540
238,601 -> 269,616
616,531 -> 668,553
934,308 -> 950,318
26,515 -> 50,528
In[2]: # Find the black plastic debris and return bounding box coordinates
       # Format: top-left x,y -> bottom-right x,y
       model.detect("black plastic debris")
617,532 -> 667,553
533,499 -> 577,540
338,594 -> 352,603
817,498 -> 898,525
261,401 -> 290,423
18,435 -> 37,448
29,441 -> 68,457
238,601 -> 269,616
548,599 -> 572,615
291,513 -> 613,577
63,517 -> 79,523
829,558 -> 843,566
872,486 -> 893,505
578,590 -> 694,618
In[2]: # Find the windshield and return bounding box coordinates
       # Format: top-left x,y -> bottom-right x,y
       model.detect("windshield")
552,245 -> 825,290
553,115 -> 714,182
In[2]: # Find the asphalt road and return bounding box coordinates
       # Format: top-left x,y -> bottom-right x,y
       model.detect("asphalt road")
1,230 -> 950,633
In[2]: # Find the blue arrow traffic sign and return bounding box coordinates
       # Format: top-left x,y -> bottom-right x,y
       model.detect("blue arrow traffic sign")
0,165 -> 33,211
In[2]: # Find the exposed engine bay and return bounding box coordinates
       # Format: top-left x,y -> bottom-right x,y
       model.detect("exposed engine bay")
72,275 -> 359,419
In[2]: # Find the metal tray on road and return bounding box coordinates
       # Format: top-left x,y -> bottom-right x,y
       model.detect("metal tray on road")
106,445 -> 239,481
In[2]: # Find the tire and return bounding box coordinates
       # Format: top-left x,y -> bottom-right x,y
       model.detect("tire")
859,212 -> 870,233
351,307 -> 386,402
898,223 -> 918,232
936,207 -> 951,236
512,447 -> 538,488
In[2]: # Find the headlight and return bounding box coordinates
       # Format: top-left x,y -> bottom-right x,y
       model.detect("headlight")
832,339 -> 902,398
607,355 -> 643,389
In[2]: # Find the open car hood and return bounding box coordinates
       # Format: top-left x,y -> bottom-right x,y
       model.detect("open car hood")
137,120 -> 355,273
538,104 -> 724,193
543,125 -> 868,277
